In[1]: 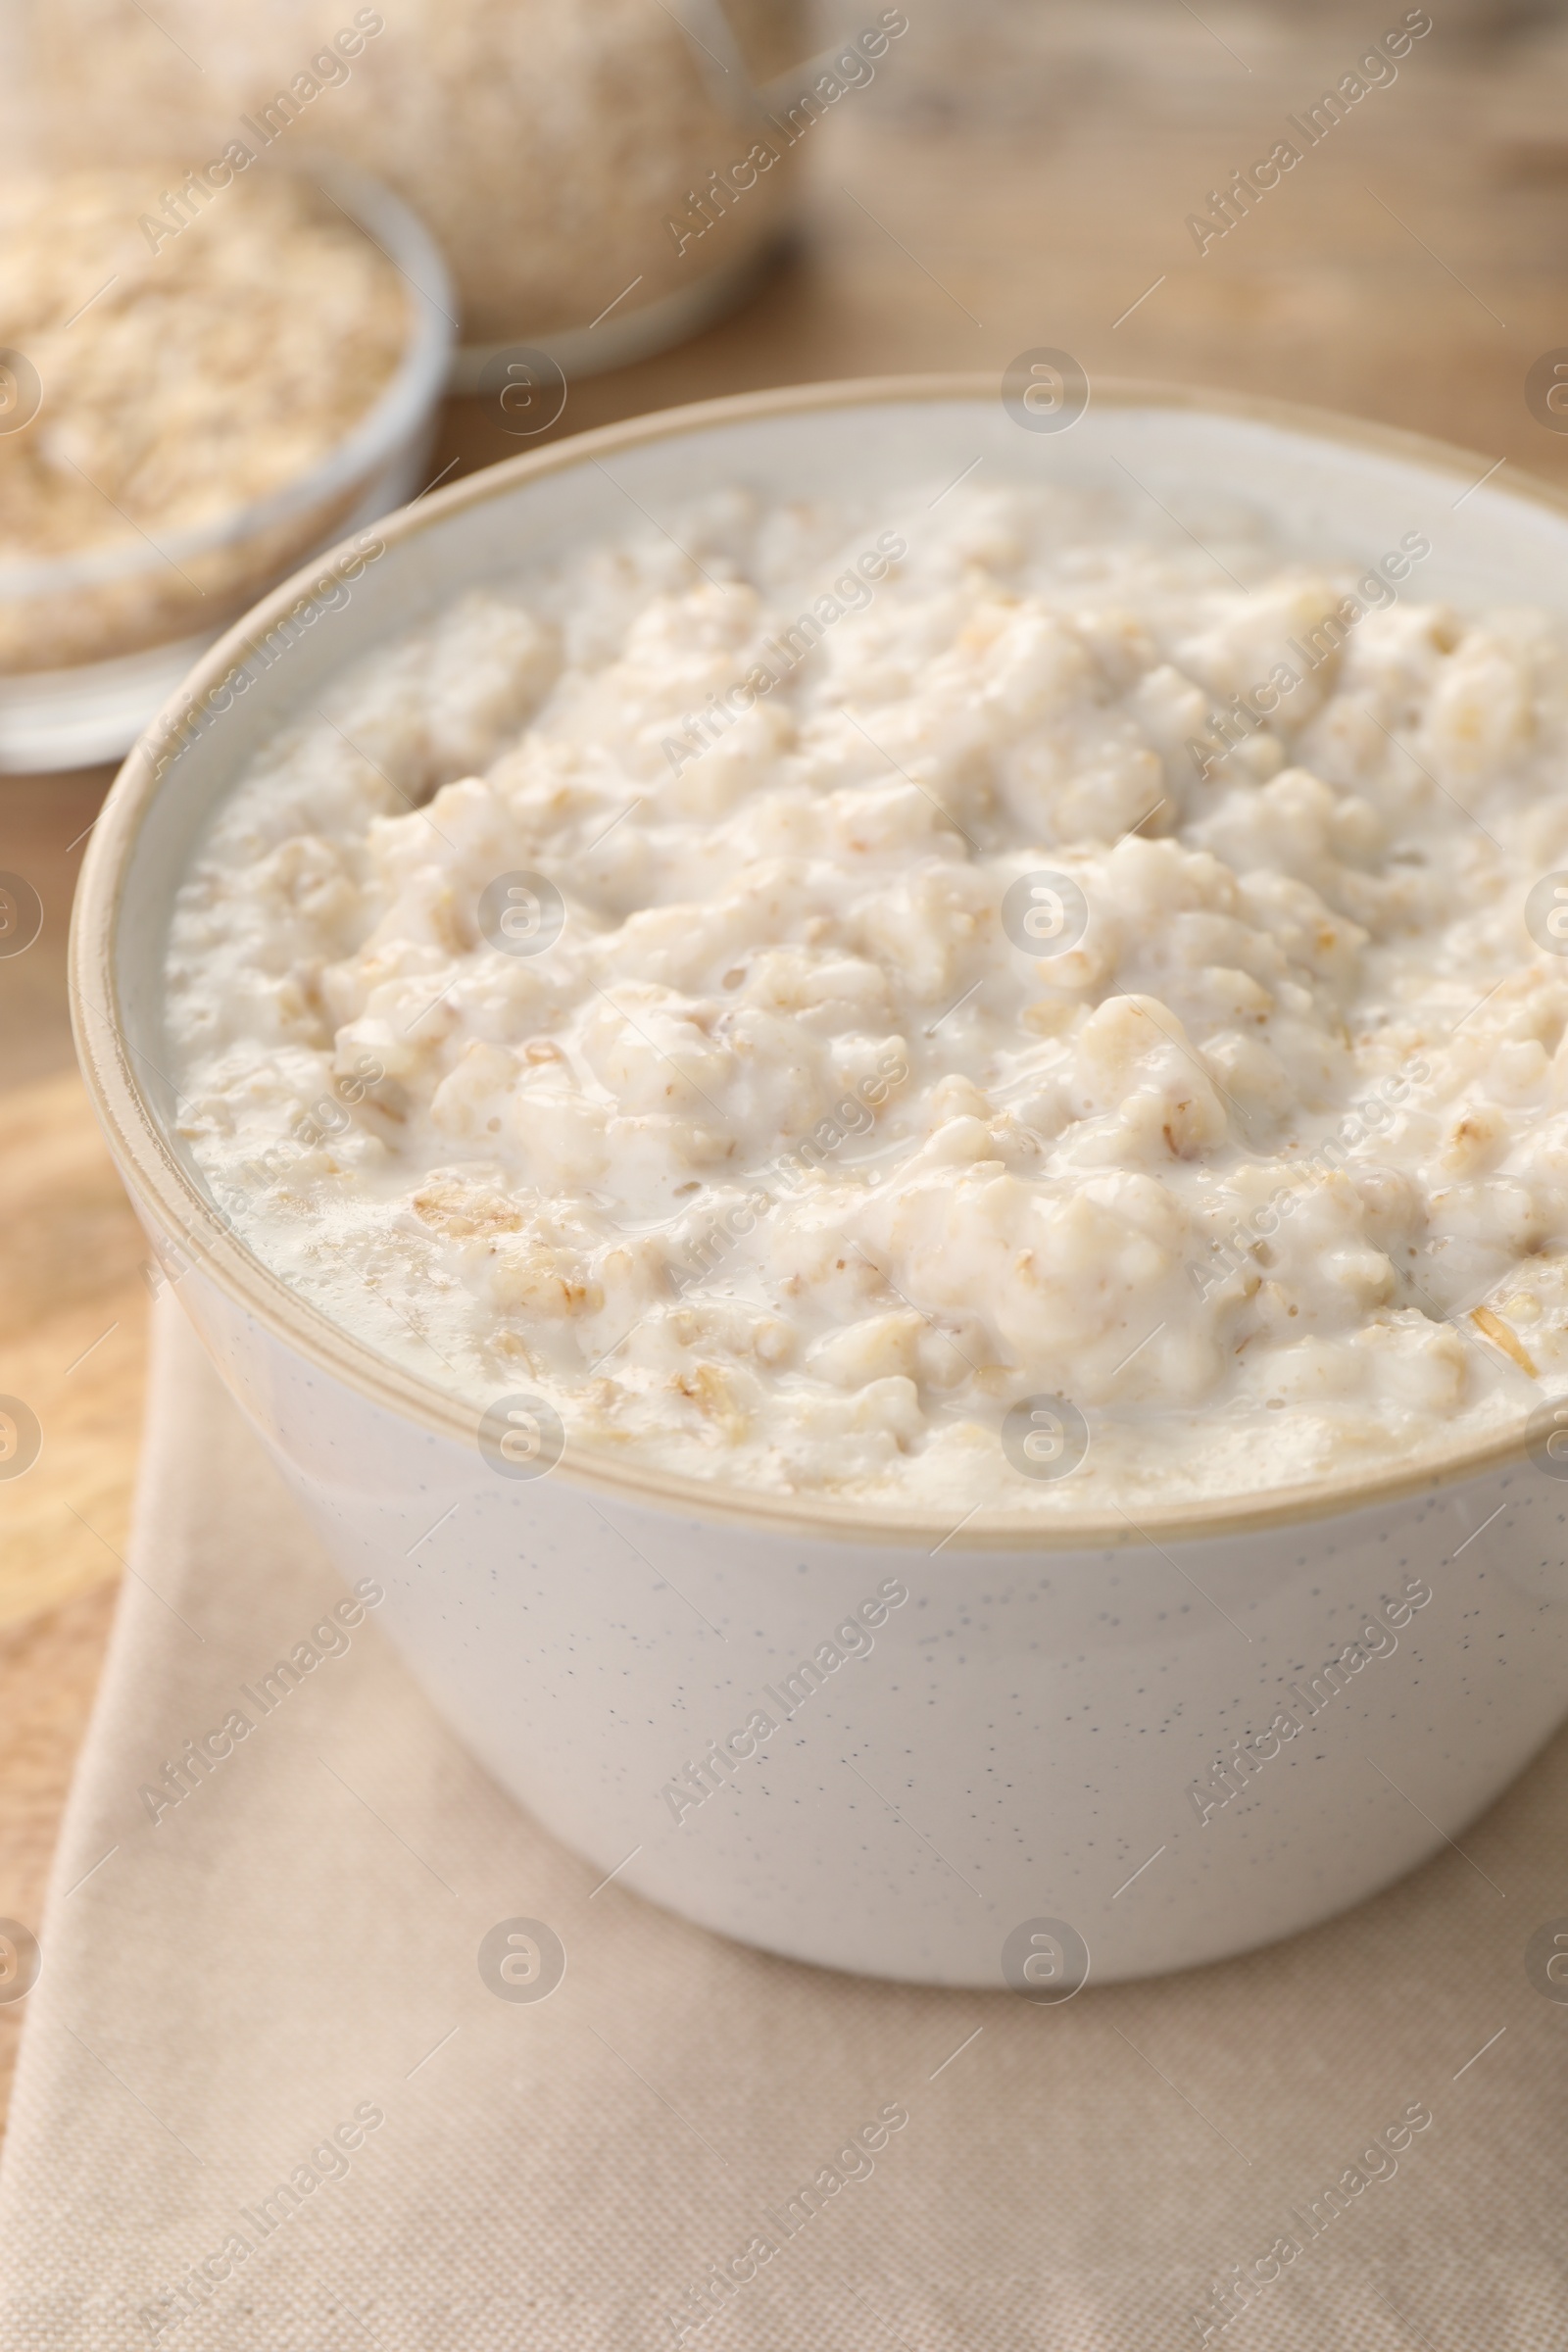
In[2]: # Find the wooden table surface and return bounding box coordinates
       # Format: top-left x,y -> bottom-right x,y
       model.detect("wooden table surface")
4,0 -> 1568,2131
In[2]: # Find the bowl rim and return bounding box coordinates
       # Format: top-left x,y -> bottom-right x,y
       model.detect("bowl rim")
0,157 -> 455,603
70,368 -> 1568,1550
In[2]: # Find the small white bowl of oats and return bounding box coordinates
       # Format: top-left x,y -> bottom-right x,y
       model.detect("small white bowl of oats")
0,161 -> 452,771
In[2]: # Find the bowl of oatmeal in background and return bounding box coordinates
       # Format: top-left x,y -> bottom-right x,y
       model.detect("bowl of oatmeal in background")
71,376 -> 1568,1984
0,161 -> 452,771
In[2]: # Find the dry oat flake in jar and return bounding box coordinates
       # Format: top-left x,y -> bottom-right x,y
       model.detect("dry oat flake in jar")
8,0 -> 812,366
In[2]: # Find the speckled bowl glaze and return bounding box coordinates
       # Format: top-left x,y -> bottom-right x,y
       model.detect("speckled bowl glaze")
72,377 -> 1568,1985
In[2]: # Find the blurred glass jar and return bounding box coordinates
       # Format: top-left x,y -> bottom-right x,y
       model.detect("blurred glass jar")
10,0 -> 809,378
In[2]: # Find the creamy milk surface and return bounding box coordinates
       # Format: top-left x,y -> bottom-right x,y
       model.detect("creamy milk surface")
162,482 -> 1568,1511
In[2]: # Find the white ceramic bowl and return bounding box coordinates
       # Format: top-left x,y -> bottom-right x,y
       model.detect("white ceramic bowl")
71,377 -> 1568,1986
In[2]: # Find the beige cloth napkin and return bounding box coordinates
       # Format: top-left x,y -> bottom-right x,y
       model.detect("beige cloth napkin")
2,1293 -> 1566,2350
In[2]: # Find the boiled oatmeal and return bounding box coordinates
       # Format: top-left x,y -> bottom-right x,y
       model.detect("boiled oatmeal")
162,482 -> 1568,1506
